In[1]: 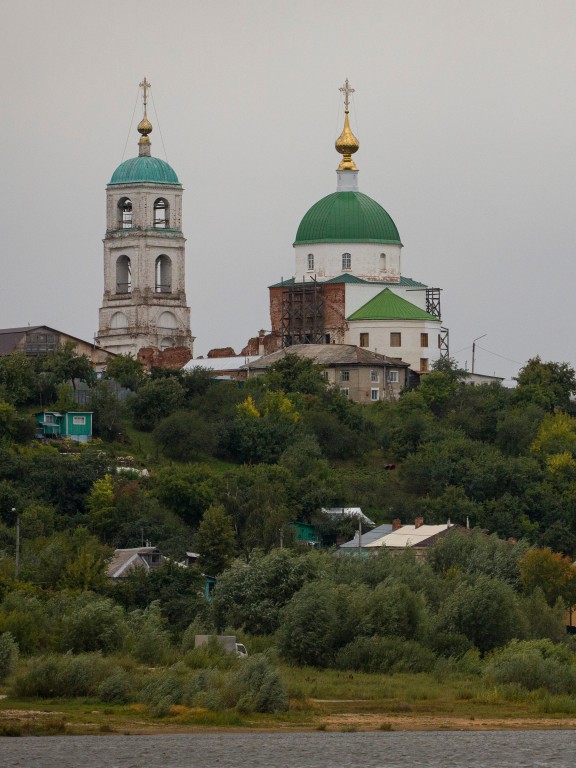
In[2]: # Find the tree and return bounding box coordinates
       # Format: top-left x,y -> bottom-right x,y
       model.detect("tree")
130,377 -> 186,431
514,356 -> 576,412
153,410 -> 218,460
437,575 -> 526,653
90,380 -> 125,441
105,353 -> 146,391
530,411 -> 576,458
153,465 -> 217,526
195,504 -> 236,575
263,354 -> 327,396
518,547 -> 576,607
0,353 -> 37,405
41,342 -> 95,390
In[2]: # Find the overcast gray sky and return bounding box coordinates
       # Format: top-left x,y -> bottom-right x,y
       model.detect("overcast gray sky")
1,0 -> 575,383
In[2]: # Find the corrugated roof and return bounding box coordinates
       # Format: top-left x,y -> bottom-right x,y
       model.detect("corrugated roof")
184,356 -> 260,372
340,522 -> 393,548
348,288 -> 438,322
244,344 -> 409,369
365,524 -> 453,548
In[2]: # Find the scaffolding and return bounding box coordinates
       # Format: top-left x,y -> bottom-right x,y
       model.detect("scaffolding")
425,288 -> 442,320
439,327 -> 449,359
280,279 -> 325,348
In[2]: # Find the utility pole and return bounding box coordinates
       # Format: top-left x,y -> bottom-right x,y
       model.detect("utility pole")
471,334 -> 487,374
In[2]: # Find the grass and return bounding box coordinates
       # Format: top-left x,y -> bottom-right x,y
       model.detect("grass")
2,666 -> 576,735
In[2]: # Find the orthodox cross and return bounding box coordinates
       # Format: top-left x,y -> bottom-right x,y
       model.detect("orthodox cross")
339,78 -> 355,112
139,77 -> 151,110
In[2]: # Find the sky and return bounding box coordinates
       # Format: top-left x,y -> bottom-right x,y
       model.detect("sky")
1,0 -> 575,383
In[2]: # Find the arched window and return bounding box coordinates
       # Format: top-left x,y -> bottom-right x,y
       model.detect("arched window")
160,337 -> 175,351
380,253 -> 387,271
118,198 -> 133,229
116,255 -> 131,293
110,311 -> 128,329
158,311 -> 178,330
342,252 -> 351,270
155,255 -> 172,293
307,253 -> 314,271
153,198 -> 169,228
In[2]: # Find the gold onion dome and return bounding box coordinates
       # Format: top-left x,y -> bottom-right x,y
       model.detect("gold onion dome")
138,113 -> 152,145
335,79 -> 359,171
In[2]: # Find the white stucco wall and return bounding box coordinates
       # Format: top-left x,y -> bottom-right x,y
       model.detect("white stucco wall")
294,241 -> 402,282
345,318 -> 442,371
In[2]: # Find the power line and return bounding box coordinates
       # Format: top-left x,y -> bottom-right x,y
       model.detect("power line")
121,86 -> 140,163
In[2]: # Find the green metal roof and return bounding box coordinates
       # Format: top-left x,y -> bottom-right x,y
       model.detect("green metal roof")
294,192 -> 401,245
109,156 -> 180,185
269,275 -> 427,289
348,288 -> 438,322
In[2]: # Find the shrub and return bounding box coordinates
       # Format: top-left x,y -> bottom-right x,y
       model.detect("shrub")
0,632 -> 18,681
57,595 -> 126,653
225,654 -> 288,713
12,653 -> 111,698
138,670 -> 186,716
97,669 -> 132,704
335,636 -> 437,674
126,602 -> 174,665
484,639 -> 576,694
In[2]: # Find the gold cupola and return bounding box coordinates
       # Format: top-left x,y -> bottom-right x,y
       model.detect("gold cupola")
138,77 -> 153,156
335,78 -> 359,171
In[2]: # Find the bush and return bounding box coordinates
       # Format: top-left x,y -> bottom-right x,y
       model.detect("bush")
58,596 -> 126,654
12,652 -> 111,698
0,632 -> 18,681
138,669 -> 186,717
484,639 -> 576,694
225,654 -> 288,713
335,636 -> 437,674
97,669 -> 132,704
126,602 -> 174,665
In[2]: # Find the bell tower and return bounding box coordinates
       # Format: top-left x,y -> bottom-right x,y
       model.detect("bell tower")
97,78 -> 193,360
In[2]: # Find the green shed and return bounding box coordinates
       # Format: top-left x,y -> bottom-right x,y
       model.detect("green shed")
35,411 -> 93,443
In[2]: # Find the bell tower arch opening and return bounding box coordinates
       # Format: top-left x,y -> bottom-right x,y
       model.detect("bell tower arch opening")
155,255 -> 172,293
116,255 -> 131,294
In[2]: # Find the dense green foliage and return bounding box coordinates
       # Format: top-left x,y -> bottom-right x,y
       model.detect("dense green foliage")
1,350 -> 576,715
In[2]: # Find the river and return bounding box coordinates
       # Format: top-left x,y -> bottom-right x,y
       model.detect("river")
0,731 -> 574,767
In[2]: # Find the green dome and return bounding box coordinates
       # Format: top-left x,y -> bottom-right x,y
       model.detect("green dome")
109,156 -> 180,185
294,191 -> 401,245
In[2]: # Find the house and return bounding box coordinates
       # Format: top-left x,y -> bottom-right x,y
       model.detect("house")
364,517 -> 455,557
106,546 -> 165,578
35,411 -> 93,443
244,344 -> 409,403
290,521 -> 320,546
0,325 -> 115,374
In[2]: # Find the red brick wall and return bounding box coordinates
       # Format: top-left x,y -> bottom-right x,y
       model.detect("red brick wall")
137,346 -> 193,370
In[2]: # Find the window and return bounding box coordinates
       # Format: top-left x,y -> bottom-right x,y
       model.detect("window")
389,370 -> 399,383
371,389 -> 380,401
420,358 -> 429,372
421,333 -> 429,348
45,413 -> 54,424
370,370 -> 379,382
111,311 -> 128,329
153,198 -> 169,228
380,253 -> 387,271
342,252 -> 351,270
340,370 -> 350,382
341,387 -> 349,398
118,198 -> 133,229
155,255 -> 172,293
438,334 -> 442,349
72,415 -> 86,425
390,332 -> 401,347
307,253 -> 314,270
360,332 -> 369,348
116,255 -> 131,293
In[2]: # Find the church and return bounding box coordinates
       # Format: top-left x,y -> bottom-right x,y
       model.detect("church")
96,79 -> 194,367
265,80 -> 448,374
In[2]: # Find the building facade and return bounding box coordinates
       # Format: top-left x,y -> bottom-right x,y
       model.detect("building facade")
97,79 -> 193,364
268,80 -> 448,373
